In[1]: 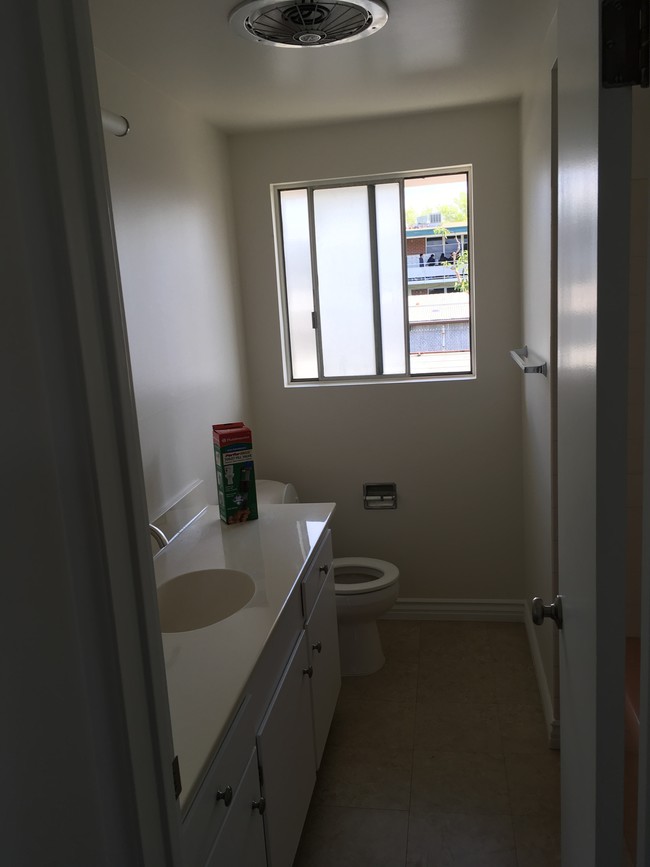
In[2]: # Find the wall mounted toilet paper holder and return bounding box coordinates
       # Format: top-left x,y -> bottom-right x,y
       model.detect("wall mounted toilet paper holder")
363,483 -> 397,510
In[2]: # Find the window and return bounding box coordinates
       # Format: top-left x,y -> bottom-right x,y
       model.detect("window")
273,167 -> 473,384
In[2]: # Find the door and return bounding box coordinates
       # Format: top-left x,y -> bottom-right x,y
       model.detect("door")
306,569 -> 341,768
205,748 -> 266,867
256,631 -> 316,867
556,0 -> 633,863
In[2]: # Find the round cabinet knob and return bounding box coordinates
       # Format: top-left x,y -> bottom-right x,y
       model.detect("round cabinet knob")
216,785 -> 233,806
531,596 -> 563,629
319,564 -> 329,576
312,641 -> 322,654
252,796 -> 266,815
303,665 -> 314,678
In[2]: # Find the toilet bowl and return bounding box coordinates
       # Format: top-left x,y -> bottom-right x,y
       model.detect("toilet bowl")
333,557 -> 400,676
256,481 -> 400,677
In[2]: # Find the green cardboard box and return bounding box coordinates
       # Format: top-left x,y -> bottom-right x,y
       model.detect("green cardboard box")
212,422 -> 259,524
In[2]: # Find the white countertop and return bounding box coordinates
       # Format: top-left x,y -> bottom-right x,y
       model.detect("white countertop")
153,503 -> 335,810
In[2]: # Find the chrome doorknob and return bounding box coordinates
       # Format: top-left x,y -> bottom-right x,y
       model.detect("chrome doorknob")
531,595 -> 563,629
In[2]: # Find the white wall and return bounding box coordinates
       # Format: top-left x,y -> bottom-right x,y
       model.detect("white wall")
520,19 -> 558,710
228,103 -> 524,600
94,51 -> 250,518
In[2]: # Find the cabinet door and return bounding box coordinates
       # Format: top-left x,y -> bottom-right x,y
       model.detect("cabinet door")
205,746 -> 266,867
306,570 -> 341,767
256,631 -> 316,867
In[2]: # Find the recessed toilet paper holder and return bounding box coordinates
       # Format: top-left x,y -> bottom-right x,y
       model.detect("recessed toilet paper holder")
363,483 -> 397,510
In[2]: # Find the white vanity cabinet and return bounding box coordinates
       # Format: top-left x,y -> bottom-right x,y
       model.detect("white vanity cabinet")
175,513 -> 340,867
253,529 -> 339,867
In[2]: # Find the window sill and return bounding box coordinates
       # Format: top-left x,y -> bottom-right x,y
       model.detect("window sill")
283,373 -> 477,388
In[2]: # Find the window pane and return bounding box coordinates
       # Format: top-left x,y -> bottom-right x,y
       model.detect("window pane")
313,186 -> 376,378
404,174 -> 471,375
375,183 -> 406,375
279,189 -> 318,379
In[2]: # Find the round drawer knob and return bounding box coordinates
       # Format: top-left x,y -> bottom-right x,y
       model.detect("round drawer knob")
303,665 -> 314,678
319,564 -> 329,576
312,641 -> 322,654
216,785 -> 233,806
252,796 -> 266,815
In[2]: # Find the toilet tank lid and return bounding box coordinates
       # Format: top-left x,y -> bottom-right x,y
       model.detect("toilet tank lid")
256,479 -> 299,504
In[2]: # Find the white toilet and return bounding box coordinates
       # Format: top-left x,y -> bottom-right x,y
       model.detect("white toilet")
256,480 -> 400,677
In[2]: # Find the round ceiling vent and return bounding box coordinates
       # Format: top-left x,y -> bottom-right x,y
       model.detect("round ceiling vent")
229,0 -> 389,47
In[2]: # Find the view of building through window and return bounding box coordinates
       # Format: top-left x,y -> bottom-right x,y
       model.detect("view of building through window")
275,169 -> 472,383
404,173 -> 471,375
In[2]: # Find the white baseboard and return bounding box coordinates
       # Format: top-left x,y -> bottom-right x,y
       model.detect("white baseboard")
383,596 -> 561,749
382,597 -> 526,622
524,613 -> 561,749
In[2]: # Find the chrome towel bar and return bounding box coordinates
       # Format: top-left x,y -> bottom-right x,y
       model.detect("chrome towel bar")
510,345 -> 547,376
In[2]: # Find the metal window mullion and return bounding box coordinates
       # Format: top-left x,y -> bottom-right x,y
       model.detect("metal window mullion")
398,179 -> 411,375
367,186 -> 383,376
307,187 -> 325,380
464,169 -> 474,374
276,190 -> 299,381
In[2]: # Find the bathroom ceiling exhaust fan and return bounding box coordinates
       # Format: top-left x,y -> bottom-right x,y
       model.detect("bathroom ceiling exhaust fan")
229,0 -> 389,46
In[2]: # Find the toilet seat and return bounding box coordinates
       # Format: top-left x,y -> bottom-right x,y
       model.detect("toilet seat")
333,557 -> 400,595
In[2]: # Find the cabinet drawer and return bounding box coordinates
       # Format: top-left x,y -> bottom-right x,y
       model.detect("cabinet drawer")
301,530 -> 333,620
181,696 -> 255,867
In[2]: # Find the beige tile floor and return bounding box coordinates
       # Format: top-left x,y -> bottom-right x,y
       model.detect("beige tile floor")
293,620 -> 560,867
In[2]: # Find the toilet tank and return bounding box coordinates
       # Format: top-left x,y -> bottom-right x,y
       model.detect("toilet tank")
256,479 -> 299,505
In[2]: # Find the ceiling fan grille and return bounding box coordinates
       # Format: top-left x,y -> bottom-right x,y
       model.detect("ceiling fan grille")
229,0 -> 388,47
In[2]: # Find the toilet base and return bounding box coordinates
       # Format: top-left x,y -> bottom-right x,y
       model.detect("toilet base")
337,619 -> 385,677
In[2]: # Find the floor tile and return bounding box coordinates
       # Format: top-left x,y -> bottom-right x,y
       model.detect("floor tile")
411,749 -> 510,815
498,703 -> 550,754
293,804 -> 409,867
328,697 -> 416,750
417,658 -> 498,705
484,622 -> 532,659
493,661 -> 540,707
513,812 -> 561,866
324,739 -> 414,768
419,620 -> 493,664
297,620 -> 562,864
406,809 -> 517,867
313,743 -> 412,810
379,619 -> 421,662
505,752 -> 560,817
414,700 -> 502,754
340,658 -> 419,703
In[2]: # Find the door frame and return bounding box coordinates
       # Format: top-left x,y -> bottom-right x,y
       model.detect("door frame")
4,1 -> 182,863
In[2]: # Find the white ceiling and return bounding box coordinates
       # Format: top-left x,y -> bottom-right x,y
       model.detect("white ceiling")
89,0 -> 556,132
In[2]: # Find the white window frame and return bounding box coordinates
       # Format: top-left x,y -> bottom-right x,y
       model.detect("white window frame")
271,165 -> 476,386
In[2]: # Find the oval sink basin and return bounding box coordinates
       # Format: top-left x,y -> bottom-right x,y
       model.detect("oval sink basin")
157,569 -> 255,632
